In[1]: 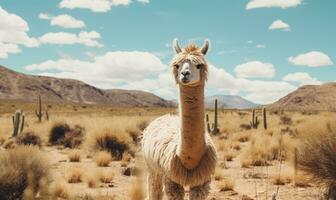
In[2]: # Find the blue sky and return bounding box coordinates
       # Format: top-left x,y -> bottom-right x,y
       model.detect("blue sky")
0,0 -> 335,104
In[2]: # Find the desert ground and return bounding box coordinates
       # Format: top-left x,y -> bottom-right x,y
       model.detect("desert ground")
0,101 -> 334,200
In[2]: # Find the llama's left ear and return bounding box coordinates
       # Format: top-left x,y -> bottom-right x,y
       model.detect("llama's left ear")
173,38 -> 182,54
201,39 -> 210,55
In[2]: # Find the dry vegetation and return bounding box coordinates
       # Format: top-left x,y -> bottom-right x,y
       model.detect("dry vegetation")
0,103 -> 335,199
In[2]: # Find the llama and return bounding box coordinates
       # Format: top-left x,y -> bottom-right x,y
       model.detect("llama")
142,39 -> 217,200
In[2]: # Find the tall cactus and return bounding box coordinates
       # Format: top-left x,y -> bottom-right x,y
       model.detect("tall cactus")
206,99 -> 219,135
263,107 -> 267,130
12,110 -> 25,137
250,109 -> 260,129
35,95 -> 43,123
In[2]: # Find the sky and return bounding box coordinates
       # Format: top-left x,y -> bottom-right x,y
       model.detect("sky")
0,0 -> 335,104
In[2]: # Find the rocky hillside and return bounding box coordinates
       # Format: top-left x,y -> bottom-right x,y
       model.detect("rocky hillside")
270,83 -> 336,111
0,65 -> 174,107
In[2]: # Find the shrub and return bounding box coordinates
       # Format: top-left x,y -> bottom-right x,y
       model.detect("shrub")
68,167 -> 83,184
218,178 -> 235,192
280,115 -> 292,125
68,150 -> 81,162
136,120 -> 149,131
51,182 -> 70,199
0,146 -> 50,200
16,131 -> 42,147
98,170 -> 114,184
49,122 -> 85,148
296,123 -> 336,198
95,151 -> 112,167
92,129 -> 132,160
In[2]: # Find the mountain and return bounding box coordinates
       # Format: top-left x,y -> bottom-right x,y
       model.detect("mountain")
205,95 -> 258,109
269,83 -> 336,111
0,65 -> 174,107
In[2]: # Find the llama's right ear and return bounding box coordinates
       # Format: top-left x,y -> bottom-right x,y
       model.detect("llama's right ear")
173,38 -> 182,54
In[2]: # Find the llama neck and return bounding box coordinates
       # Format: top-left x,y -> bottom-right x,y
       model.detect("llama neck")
177,84 -> 206,169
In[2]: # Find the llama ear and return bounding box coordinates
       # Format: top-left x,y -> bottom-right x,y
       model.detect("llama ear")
173,38 -> 182,54
201,39 -> 210,55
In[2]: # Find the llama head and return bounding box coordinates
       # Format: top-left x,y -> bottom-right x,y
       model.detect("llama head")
171,39 -> 209,87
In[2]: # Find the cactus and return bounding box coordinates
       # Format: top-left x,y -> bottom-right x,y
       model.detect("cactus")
206,99 -> 219,135
12,110 -> 25,137
263,107 -> 267,130
45,108 -> 49,121
250,109 -> 260,129
35,95 -> 44,123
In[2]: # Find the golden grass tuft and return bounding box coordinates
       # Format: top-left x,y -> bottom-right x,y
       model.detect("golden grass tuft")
67,167 -> 83,183
95,151 -> 112,167
51,181 -> 71,199
218,178 -> 235,192
92,128 -> 132,160
0,146 -> 50,200
98,170 -> 114,183
86,175 -> 99,188
68,149 -> 81,162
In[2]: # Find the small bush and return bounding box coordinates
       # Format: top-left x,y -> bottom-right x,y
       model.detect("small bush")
0,146 -> 50,200
280,115 -> 292,125
239,124 -> 251,130
68,168 -> 83,184
17,131 -> 42,147
49,122 -> 85,148
95,151 -> 112,167
98,170 -> 114,184
218,178 -> 235,192
86,175 -> 99,188
51,182 -> 70,199
49,122 -> 70,144
92,129 -> 132,160
68,150 -> 81,162
297,123 -> 336,197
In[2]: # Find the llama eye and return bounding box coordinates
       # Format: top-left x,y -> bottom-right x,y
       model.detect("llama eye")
174,65 -> 180,69
196,64 -> 203,69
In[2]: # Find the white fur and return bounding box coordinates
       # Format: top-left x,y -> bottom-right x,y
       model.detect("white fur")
142,115 -> 217,199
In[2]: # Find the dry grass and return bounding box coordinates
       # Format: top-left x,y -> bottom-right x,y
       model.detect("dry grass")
296,121 -> 336,195
49,122 -> 85,148
86,175 -> 99,188
98,170 -> 114,183
16,131 -> 42,147
223,150 -> 236,162
218,178 -> 235,192
68,167 -> 83,183
95,151 -> 112,167
128,178 -> 145,200
91,128 -> 132,160
51,181 -> 71,199
68,149 -> 81,162
0,146 -> 50,200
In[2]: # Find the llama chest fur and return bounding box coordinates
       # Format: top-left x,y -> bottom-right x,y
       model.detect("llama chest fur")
142,115 -> 217,187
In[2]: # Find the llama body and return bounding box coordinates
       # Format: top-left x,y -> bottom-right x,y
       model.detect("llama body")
142,39 -> 217,200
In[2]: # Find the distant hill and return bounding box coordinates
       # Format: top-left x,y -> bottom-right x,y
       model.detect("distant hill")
205,95 -> 258,109
0,65 -> 174,107
269,83 -> 336,111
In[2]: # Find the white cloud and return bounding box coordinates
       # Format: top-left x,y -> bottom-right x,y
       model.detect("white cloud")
0,42 -> 21,59
256,44 -> 265,48
207,64 -> 295,104
25,51 -> 168,90
269,20 -> 290,31
283,72 -> 322,86
246,0 -> 302,10
59,0 -> 131,12
235,61 -> 275,78
0,7 -> 39,59
137,0 -> 149,4
39,13 -> 85,29
247,40 -> 253,44
39,31 -> 103,47
289,51 -> 333,67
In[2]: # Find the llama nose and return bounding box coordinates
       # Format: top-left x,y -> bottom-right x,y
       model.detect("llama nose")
181,71 -> 190,77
